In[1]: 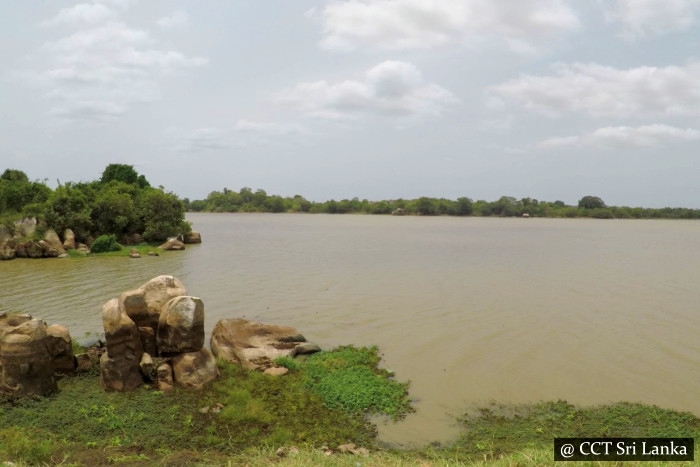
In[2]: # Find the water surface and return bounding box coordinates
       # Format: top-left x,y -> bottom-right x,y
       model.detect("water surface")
1,214 -> 699,445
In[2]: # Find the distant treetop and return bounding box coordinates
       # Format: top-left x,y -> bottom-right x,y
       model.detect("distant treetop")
100,164 -> 150,188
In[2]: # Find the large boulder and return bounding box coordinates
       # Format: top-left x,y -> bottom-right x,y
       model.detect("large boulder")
120,275 -> 187,330
41,229 -> 66,257
157,296 -> 205,353
0,314 -> 56,396
0,225 -> 13,246
171,348 -> 219,389
46,324 -> 75,374
183,231 -> 202,244
210,318 -> 319,370
158,238 -> 185,251
0,244 -> 16,261
100,298 -> 144,391
14,217 -> 37,238
23,241 -> 44,259
62,229 -> 76,250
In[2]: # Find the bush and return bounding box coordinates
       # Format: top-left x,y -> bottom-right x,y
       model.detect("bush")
90,234 -> 122,253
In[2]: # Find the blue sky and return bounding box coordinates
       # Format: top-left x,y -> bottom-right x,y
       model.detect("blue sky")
3,0 -> 700,207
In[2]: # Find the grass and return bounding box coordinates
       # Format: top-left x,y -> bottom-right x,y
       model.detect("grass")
1,349 -> 698,465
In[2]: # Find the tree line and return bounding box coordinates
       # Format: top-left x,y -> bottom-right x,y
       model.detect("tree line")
184,190 -> 700,219
0,165 -> 190,243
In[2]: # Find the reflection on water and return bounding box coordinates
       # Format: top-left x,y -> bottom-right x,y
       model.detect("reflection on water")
1,213 -> 699,445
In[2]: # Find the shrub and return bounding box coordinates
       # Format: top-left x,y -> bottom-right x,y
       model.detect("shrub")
90,234 -> 122,253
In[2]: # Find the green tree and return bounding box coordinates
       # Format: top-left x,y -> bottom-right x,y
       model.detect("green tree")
43,184 -> 93,239
100,164 -> 150,188
91,181 -> 138,236
139,189 -> 189,242
578,196 -> 606,209
455,197 -> 473,216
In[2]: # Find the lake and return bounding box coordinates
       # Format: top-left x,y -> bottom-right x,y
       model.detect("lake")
1,213 -> 699,445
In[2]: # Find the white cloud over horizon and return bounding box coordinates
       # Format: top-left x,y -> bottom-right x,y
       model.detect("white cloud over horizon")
538,124 -> 700,149
278,60 -> 456,120
317,0 -> 580,52
489,61 -> 700,118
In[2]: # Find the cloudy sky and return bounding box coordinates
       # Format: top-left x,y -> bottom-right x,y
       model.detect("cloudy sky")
3,0 -> 700,207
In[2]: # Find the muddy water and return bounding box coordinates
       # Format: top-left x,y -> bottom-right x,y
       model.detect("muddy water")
2,213 -> 699,445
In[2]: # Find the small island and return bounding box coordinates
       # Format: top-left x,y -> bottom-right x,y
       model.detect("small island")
0,164 -> 197,260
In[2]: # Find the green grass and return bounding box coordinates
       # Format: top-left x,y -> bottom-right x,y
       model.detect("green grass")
1,349 -> 699,466
303,345 -> 414,419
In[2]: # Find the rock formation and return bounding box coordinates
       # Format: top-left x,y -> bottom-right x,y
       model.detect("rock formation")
158,238 -> 186,251
157,296 -> 205,353
210,318 -> 320,370
0,313 -> 76,396
183,231 -> 202,244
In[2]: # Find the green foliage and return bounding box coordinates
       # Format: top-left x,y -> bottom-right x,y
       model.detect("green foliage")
139,189 -> 189,242
578,195 -> 606,209
100,163 -> 150,188
0,426 -> 59,465
91,234 -> 122,253
274,356 -> 301,371
303,346 -> 413,420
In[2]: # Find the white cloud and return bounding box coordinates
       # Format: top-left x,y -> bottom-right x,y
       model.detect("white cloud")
605,0 -> 700,39
31,8 -> 207,124
538,124 -> 700,149
43,3 -> 115,26
178,121 -> 309,152
489,61 -> 700,118
319,0 -> 580,51
158,10 -> 189,29
278,60 -> 455,120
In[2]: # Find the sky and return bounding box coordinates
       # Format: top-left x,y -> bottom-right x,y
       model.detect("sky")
2,0 -> 700,208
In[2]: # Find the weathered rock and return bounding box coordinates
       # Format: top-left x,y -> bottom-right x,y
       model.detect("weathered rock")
76,243 -> 90,254
62,229 -> 76,250
0,314 -> 56,396
294,342 -> 322,355
183,231 -> 202,244
46,324 -> 74,374
15,242 -> 27,258
120,233 -> 144,246
139,352 -> 156,381
147,251 -> 159,257
264,367 -> 289,376
0,245 -> 16,261
102,298 -> 144,361
14,217 -> 37,238
138,326 -> 157,356
39,240 -> 59,257
210,318 -> 318,370
129,249 -> 141,258
0,225 -> 13,245
171,348 -> 219,389
157,296 -> 204,353
23,241 -> 44,259
156,361 -> 174,392
120,275 -> 187,330
158,238 -> 186,251
75,353 -> 93,372
42,229 -> 66,257
99,352 -> 144,392
100,298 -> 144,391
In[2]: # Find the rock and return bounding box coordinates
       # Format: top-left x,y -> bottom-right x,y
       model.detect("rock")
147,251 -> 159,257
138,326 -> 157,356
157,296 -> 205,353
156,362 -> 174,392
199,406 -> 210,414
0,225 -> 13,245
183,231 -> 202,244
158,238 -> 185,251
129,249 -> 141,258
139,353 -> 156,381
263,367 -> 289,376
0,314 -> 56,396
120,275 -> 187,330
392,208 -> 406,216
120,233 -> 144,246
46,324 -> 74,374
102,298 -> 144,361
100,298 -> 144,391
13,217 -> 37,238
58,254 -> 69,259
337,443 -> 368,455
99,352 -> 144,392
42,229 -> 66,257
14,242 -> 27,258
76,243 -> 90,254
211,402 -> 224,413
23,241 -> 44,259
62,229 -> 76,250
0,245 -> 16,261
294,342 -> 322,355
171,348 -> 219,389
75,353 -> 93,372
210,318 -> 316,370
